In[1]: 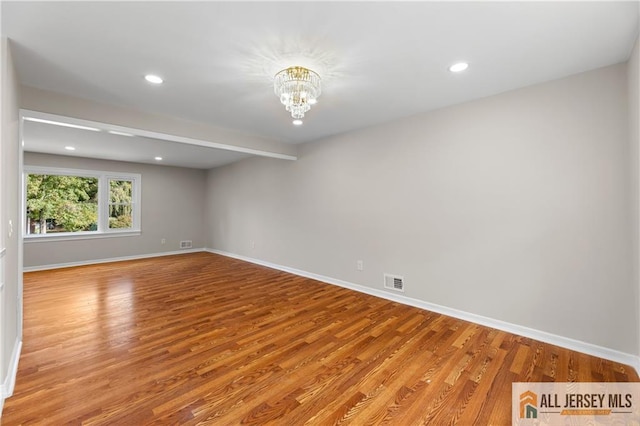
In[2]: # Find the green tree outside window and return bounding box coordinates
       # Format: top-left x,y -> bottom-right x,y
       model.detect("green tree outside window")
26,174 -> 98,234
108,179 -> 133,229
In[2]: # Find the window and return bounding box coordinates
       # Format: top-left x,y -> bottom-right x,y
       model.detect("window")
108,179 -> 134,230
25,166 -> 141,239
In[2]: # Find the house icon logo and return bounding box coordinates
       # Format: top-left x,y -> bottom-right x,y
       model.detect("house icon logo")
520,390 -> 538,419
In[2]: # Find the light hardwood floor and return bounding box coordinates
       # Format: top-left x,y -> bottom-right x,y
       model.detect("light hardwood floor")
3,252 -> 638,425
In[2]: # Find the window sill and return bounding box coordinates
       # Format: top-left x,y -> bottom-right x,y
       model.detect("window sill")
24,231 -> 141,243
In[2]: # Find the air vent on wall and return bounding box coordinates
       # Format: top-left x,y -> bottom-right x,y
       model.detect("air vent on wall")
384,273 -> 404,292
180,240 -> 193,249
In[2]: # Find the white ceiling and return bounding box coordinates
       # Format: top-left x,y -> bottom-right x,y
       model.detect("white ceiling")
2,1 -> 639,168
22,116 -> 253,169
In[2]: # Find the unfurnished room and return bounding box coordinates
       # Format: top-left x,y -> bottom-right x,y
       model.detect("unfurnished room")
1,1 -> 640,424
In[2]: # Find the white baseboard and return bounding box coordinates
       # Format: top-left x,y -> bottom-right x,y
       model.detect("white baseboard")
1,339 -> 22,416
23,248 -> 206,272
206,248 -> 640,374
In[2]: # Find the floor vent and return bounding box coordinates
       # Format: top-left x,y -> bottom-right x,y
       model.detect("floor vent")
384,273 -> 405,292
180,240 -> 193,249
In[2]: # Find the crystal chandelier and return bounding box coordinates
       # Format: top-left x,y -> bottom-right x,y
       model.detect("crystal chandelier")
274,66 -> 321,121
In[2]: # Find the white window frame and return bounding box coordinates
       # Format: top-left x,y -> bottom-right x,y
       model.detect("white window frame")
24,166 -> 141,242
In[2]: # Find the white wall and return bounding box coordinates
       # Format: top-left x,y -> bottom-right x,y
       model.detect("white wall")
629,34 -> 640,359
1,37 -> 21,408
23,153 -> 206,268
206,63 -> 636,356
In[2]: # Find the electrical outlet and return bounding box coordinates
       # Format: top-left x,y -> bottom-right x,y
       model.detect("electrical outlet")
251,240 -> 256,249
356,260 -> 364,271
161,238 -> 166,245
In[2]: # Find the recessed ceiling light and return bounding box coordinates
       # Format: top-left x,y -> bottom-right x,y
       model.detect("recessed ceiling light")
65,146 -> 76,151
23,117 -> 101,132
145,74 -> 164,84
154,156 -> 163,161
292,119 -> 303,126
449,62 -> 469,73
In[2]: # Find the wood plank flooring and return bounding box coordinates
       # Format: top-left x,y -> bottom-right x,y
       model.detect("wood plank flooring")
3,252 -> 638,425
